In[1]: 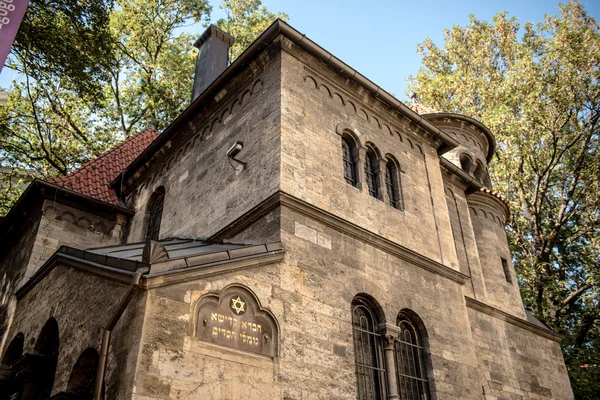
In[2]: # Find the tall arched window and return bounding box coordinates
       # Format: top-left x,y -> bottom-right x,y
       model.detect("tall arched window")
352,298 -> 385,400
385,161 -> 403,210
459,153 -> 473,173
342,137 -> 357,187
145,187 -> 165,242
67,348 -> 101,399
34,318 -> 60,399
1,332 -> 24,366
364,150 -> 378,198
395,315 -> 431,399
473,160 -> 485,181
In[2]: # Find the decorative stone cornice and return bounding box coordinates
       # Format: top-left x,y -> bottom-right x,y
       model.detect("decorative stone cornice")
467,188 -> 510,225
211,191 -> 470,285
465,297 -> 562,342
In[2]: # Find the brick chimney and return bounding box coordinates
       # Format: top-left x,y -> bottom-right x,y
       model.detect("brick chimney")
191,25 -> 236,103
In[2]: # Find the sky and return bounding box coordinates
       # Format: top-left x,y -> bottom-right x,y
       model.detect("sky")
1,0 -> 599,102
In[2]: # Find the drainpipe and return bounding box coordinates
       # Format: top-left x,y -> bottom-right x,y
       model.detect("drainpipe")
93,267 -> 149,400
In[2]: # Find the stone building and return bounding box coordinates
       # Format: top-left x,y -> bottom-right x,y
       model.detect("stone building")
0,20 -> 573,400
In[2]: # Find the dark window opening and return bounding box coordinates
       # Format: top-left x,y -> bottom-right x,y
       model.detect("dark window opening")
385,161 -> 403,210
501,257 -> 513,283
33,318 -> 60,398
352,299 -> 385,400
474,161 -> 485,181
459,153 -> 473,173
342,138 -> 357,187
365,150 -> 378,198
67,348 -> 101,399
1,333 -> 24,366
396,317 -> 431,400
146,187 -> 165,242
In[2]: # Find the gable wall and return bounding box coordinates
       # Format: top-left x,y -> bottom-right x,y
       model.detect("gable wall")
279,38 -> 459,270
125,45 -> 283,243
4,265 -> 146,399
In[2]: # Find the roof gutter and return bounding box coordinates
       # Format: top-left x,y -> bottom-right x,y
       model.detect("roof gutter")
112,19 -> 458,191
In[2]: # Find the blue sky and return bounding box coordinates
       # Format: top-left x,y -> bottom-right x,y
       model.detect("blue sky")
2,0 -> 599,102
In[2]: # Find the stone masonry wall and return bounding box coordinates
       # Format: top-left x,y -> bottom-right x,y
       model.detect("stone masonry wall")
443,181 -> 489,302
131,205 -> 488,400
126,46 -> 282,243
23,200 -> 125,285
5,265 -> 146,398
468,307 -> 573,399
279,38 -> 459,271
468,199 -> 525,318
1,199 -> 123,357
0,204 -> 41,354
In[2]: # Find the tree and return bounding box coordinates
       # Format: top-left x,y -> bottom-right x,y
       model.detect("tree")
409,1 -> 599,397
215,0 -> 288,61
0,0 -> 286,215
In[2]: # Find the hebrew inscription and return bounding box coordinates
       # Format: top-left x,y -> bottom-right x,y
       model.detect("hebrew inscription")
195,288 -> 278,357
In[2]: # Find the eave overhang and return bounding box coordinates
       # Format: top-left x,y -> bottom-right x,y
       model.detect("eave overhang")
16,242 -> 285,299
424,112 -> 496,163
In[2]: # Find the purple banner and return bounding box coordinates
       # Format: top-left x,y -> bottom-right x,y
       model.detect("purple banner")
0,0 -> 29,73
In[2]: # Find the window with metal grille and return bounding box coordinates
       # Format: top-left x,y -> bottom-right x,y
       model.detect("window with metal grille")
146,187 -> 165,242
385,161 -> 403,210
395,318 -> 430,400
365,150 -> 378,198
342,138 -> 357,186
352,300 -> 385,400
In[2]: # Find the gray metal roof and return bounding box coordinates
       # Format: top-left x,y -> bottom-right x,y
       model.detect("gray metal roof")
87,238 -> 247,262
62,238 -> 284,276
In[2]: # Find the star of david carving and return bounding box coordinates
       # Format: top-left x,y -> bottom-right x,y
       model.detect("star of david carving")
230,296 -> 246,315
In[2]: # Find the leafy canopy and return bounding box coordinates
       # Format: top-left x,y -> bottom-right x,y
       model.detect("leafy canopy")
0,0 -> 285,214
410,1 -> 599,397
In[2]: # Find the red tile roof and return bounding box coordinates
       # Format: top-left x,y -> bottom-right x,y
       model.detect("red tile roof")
49,128 -> 159,206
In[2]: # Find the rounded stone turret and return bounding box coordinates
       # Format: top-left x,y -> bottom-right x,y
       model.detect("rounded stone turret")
467,189 -> 525,317
424,113 -> 495,189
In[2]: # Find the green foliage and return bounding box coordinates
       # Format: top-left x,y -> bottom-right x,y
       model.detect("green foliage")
410,1 -> 599,397
216,0 -> 288,61
1,0 -> 285,214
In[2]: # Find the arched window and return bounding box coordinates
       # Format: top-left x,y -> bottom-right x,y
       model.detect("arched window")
385,161 -> 403,210
395,315 -> 431,399
34,318 -> 59,398
67,348 -> 100,399
145,187 -> 165,242
364,150 -> 379,198
1,332 -> 24,366
473,161 -> 485,181
459,153 -> 473,173
352,298 -> 385,400
342,137 -> 357,187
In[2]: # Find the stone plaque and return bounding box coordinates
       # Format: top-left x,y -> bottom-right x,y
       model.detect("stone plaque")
195,287 -> 278,357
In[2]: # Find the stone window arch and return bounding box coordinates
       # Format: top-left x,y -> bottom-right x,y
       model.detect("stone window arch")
1,332 -> 24,366
459,153 -> 473,173
67,347 -> 101,399
395,311 -> 432,399
364,148 -> 379,198
473,160 -> 485,182
145,186 -> 165,242
351,295 -> 386,400
342,134 -> 359,187
385,157 -> 403,210
33,317 -> 60,398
